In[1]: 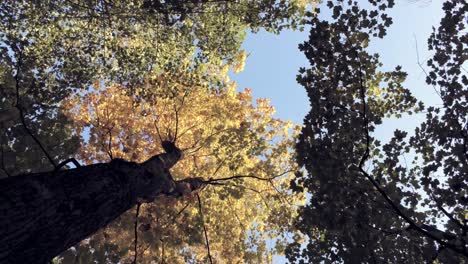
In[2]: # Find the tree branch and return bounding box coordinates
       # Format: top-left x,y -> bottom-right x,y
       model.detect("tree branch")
132,202 -> 142,264
413,35 -> 442,99
0,143 -> 11,177
13,50 -> 57,169
205,170 -> 292,184
197,194 -> 213,264
430,193 -> 465,230
55,158 -> 82,172
353,51 -> 467,257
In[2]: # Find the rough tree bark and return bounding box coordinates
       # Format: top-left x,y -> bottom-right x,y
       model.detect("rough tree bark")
0,142 -> 204,264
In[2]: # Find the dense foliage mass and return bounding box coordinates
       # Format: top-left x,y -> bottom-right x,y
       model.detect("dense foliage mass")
59,61 -> 304,263
0,0 -> 311,176
289,0 -> 467,262
0,0 -> 312,263
1,0 -> 466,263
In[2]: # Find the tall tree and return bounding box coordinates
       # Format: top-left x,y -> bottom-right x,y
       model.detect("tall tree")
289,0 -> 467,263
0,0 -> 313,262
58,61 -> 303,263
0,0 -> 312,176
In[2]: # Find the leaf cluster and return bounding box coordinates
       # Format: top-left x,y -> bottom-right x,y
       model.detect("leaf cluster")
289,0 -> 467,263
59,59 -> 305,263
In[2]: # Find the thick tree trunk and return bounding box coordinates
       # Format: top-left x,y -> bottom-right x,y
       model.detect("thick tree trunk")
0,145 -> 203,263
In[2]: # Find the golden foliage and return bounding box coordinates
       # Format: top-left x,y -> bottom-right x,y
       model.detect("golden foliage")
63,66 -> 304,263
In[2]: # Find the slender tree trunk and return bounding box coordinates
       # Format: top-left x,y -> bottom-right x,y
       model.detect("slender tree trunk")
0,146 -> 200,264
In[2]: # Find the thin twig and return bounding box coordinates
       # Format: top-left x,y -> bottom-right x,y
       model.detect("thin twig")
414,35 -> 442,99
160,238 -> 165,264
104,106 -> 114,160
176,123 -> 201,140
107,126 -> 114,160
430,193 -> 465,230
268,179 -> 292,205
460,122 -> 468,162
55,158 -> 82,171
172,88 -> 189,143
227,197 -> 246,231
196,194 -> 213,264
161,200 -> 192,229
173,103 -> 179,143
154,120 -> 164,144
0,143 -> 11,177
132,202 -> 141,264
206,170 -> 292,184
14,50 -> 57,169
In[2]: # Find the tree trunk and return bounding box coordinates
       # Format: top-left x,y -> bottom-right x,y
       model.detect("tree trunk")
0,147 -> 201,264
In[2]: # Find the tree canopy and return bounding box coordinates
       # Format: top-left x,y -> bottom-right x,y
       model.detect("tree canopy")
0,0 -> 312,176
0,0 -> 311,263
289,0 -> 467,262
1,0 -> 466,263
58,60 -> 304,263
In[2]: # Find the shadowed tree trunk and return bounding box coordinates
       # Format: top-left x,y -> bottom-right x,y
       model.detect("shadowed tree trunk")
0,143 -> 204,264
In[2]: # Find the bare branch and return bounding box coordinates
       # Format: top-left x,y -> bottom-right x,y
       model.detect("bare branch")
159,238 -> 165,264
173,103 -> 179,143
0,143 -> 11,177
161,200 -> 192,229
132,202 -> 142,264
13,50 -> 57,169
206,170 -> 292,184
153,119 -> 164,144
413,35 -> 442,99
430,193 -> 465,230
197,194 -> 213,264
55,158 -> 82,172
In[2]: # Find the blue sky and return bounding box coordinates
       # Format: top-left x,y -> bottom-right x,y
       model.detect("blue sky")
230,0 -> 445,262
231,0 -> 444,142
